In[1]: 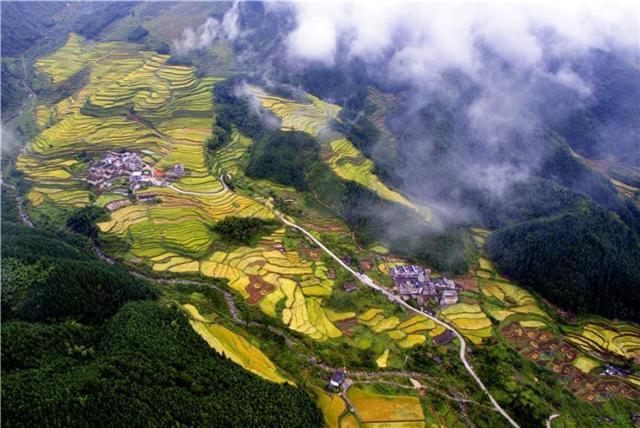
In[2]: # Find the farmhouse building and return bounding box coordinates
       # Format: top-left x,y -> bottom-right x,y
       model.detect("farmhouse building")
603,365 -> 630,377
166,163 -> 185,178
390,265 -> 427,279
342,282 -> 357,293
440,289 -> 459,305
105,199 -> 131,211
329,369 -> 346,389
433,329 -> 456,346
129,171 -> 142,183
433,277 -> 456,289
138,193 -> 158,203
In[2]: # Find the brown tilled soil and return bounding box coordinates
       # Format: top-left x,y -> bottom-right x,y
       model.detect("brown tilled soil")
500,323 -> 640,401
245,275 -> 276,304
456,277 -> 479,292
335,318 -> 358,335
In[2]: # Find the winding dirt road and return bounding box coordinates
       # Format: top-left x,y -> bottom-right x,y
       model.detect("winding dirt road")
278,214 -> 521,428
547,413 -> 560,428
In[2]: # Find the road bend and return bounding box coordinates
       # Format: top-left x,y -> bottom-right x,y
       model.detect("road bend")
547,413 -> 560,428
278,214 -> 520,428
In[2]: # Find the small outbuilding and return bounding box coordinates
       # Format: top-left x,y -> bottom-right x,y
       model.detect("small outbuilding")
342,282 -> 357,293
433,329 -> 456,346
329,369 -> 346,389
440,289 -> 458,306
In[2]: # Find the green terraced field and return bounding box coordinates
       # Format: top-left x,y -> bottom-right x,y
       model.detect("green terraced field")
249,86 -> 424,214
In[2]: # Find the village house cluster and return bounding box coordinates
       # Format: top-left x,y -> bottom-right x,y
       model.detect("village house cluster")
390,265 -> 459,309
86,152 -> 184,191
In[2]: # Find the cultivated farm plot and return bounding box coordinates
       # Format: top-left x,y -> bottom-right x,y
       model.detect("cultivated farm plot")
249,86 -> 422,213
466,230 -> 553,338
314,387 -> 347,428
347,387 -> 424,425
355,310 -> 446,358
501,324 -> 640,402
566,322 -> 640,363
183,304 -> 290,384
469,231 -> 640,401
439,303 -> 493,345
35,33 -> 136,84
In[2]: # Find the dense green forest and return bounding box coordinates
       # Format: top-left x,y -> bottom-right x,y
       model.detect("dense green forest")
0,2 -> 67,56
487,202 -> 640,321
1,191 -> 322,426
2,301 -> 322,428
246,130 -> 318,190
211,216 -> 277,245
213,78 -> 273,140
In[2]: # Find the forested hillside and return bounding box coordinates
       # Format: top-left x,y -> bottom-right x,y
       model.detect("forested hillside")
0,193 -> 322,427
486,202 -> 640,321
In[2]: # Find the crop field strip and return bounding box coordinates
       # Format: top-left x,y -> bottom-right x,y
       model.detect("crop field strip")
566,322 -> 640,362
34,33 -> 150,128
346,387 -> 425,425
248,86 -> 420,212
468,228 -> 640,400
182,304 -> 289,384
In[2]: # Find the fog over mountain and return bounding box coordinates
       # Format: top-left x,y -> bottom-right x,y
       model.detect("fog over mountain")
172,1 -> 240,53
185,1 -> 637,225
205,1 -> 640,321
279,1 -> 639,205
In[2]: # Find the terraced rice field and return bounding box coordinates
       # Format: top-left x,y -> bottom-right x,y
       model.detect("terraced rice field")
183,304 -> 289,383
22,33 -> 354,343
501,324 -> 640,402
35,33 -> 136,84
566,322 -> 640,363
355,309 -> 446,353
573,356 -> 601,374
248,86 -> 420,212
470,228 -> 640,402
35,33 -> 148,123
376,349 -> 391,368
248,86 -> 339,137
347,387 -> 424,425
440,303 -> 493,345
96,191 -> 345,340
467,230 -> 552,335
314,387 -> 347,427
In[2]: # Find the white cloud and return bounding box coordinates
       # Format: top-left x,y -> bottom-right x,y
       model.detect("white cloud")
285,1 -> 639,85
553,67 -> 592,97
172,1 -> 243,54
